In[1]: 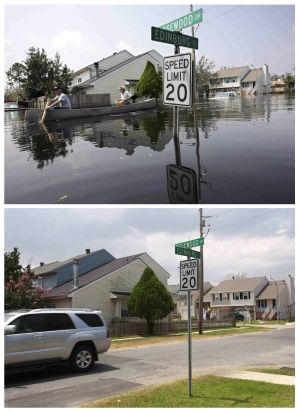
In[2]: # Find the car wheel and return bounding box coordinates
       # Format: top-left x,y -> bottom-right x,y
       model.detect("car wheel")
70,345 -> 95,372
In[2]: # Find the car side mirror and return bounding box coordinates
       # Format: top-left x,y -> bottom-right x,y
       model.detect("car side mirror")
5,325 -> 17,335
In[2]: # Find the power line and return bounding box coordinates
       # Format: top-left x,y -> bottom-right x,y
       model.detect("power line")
211,209 -> 277,232
201,5 -> 242,26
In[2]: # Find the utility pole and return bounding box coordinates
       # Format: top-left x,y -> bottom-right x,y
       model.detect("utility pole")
198,208 -> 204,333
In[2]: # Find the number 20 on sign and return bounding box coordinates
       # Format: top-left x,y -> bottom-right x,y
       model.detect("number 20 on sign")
180,259 -> 199,291
163,53 -> 192,107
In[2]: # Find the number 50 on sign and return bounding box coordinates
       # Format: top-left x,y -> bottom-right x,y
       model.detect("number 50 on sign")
163,53 -> 192,107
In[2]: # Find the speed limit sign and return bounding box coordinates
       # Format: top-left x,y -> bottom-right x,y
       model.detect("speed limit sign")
180,259 -> 199,291
163,53 -> 192,107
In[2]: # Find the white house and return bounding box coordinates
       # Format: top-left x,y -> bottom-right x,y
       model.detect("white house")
69,50 -> 134,90
209,64 -> 272,95
33,248 -> 171,324
240,64 -> 271,95
203,275 -> 295,321
209,66 -> 250,94
71,49 -> 163,103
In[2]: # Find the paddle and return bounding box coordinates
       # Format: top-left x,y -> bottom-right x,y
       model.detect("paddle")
39,99 -> 50,124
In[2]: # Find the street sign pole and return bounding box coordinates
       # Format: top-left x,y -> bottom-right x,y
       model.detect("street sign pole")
173,41 -> 180,166
187,290 -> 192,396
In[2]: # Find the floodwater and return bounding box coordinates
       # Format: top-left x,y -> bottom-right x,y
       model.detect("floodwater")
5,94 -> 295,204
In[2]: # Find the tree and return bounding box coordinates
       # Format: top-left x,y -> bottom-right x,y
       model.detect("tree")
6,62 -> 27,89
4,248 -> 45,310
284,73 -> 295,94
5,247 -> 22,283
128,267 -> 174,334
6,47 -> 73,99
136,61 -> 162,99
195,56 -> 216,97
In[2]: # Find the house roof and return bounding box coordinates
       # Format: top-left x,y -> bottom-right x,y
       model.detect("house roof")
256,281 -> 286,300
72,50 -> 134,76
241,68 -> 263,83
207,276 -> 267,293
171,282 -> 213,298
77,50 -> 163,89
215,66 -> 249,79
45,253 -> 145,298
33,249 -> 114,277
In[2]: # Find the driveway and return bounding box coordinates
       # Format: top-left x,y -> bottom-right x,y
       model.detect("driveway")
5,326 -> 295,407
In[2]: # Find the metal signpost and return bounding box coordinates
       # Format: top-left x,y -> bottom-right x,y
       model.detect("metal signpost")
160,8 -> 203,31
179,257 -> 199,397
176,237 -> 201,397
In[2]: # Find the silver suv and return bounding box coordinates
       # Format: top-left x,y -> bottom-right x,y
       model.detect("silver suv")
5,308 -> 111,372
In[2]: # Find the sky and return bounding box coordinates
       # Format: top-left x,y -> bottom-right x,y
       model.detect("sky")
4,3 -> 295,75
4,207 -> 295,285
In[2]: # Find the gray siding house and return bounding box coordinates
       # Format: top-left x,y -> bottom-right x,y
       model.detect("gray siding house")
33,249 -> 171,323
72,49 -> 163,103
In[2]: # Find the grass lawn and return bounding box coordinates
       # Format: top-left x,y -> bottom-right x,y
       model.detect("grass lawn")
111,326 -> 270,350
82,376 -> 295,408
248,368 -> 295,376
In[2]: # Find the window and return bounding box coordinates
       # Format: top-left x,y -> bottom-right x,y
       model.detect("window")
68,81 -> 72,86
243,292 -> 250,300
9,314 -> 45,334
44,313 -> 75,331
76,313 -> 103,327
258,300 -> 267,309
77,78 -> 82,84
222,293 -> 229,301
233,292 -> 240,300
120,302 -> 129,318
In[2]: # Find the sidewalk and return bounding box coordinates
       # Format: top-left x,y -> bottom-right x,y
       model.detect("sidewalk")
214,370 -> 295,386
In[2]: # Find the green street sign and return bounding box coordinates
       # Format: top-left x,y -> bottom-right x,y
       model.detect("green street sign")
176,237 -> 204,249
151,26 -> 198,50
161,8 -> 203,31
175,246 -> 201,259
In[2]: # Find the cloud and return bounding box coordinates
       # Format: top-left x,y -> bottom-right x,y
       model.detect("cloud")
51,30 -> 83,49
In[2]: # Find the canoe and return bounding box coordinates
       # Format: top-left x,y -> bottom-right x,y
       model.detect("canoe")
25,98 -> 156,123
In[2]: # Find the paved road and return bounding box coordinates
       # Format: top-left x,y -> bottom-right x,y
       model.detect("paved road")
5,326 -> 294,407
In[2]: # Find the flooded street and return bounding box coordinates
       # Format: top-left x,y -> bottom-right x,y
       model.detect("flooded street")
5,94 -> 294,204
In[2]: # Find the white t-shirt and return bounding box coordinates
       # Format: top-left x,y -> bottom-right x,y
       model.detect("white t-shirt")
57,93 -> 72,109
121,90 -> 132,101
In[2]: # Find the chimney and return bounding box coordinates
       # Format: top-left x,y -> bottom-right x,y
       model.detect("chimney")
85,249 -> 90,254
40,262 -> 45,266
94,62 -> 99,77
73,259 -> 79,290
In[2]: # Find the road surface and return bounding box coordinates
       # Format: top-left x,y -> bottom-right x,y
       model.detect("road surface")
5,326 -> 294,407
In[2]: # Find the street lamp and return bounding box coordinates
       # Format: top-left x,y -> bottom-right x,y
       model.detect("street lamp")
268,275 -> 280,323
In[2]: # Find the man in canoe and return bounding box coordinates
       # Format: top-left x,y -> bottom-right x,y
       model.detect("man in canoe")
115,85 -> 132,106
46,86 -> 72,110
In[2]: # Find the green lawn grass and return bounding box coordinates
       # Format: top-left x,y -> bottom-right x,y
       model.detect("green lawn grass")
248,368 -> 295,376
83,376 -> 295,408
111,326 -> 270,350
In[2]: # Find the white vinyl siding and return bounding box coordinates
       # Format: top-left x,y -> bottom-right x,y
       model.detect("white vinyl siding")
91,54 -> 162,102
71,255 -> 169,323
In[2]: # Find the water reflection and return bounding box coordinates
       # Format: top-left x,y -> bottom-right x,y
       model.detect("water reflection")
5,95 -> 294,204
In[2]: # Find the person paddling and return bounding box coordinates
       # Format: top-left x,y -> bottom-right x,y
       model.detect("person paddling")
115,86 -> 132,106
39,86 -> 71,124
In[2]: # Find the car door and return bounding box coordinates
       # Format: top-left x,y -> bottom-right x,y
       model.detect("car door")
5,314 -> 46,365
42,313 -> 76,360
